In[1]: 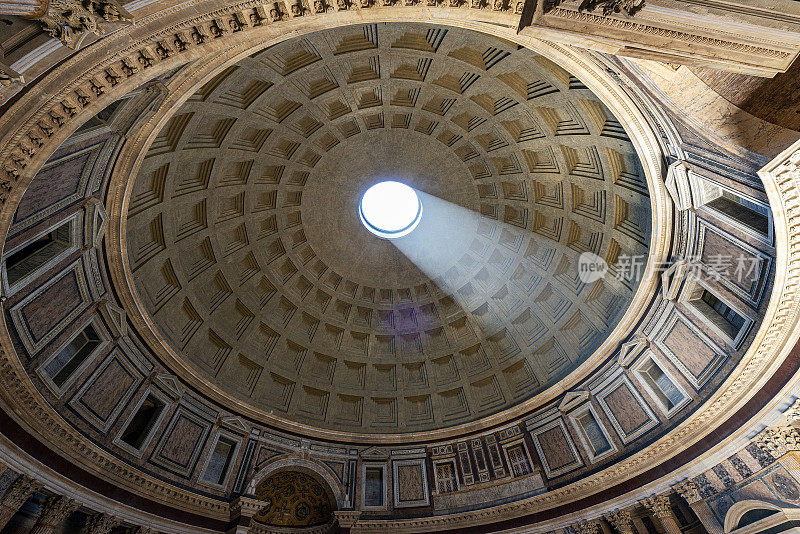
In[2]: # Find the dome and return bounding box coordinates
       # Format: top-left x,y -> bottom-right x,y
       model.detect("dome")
125,23 -> 652,435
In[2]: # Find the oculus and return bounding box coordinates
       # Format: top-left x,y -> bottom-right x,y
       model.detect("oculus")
359,181 -> 422,239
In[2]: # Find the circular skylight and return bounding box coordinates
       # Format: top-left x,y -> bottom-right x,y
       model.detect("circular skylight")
359,181 -> 422,239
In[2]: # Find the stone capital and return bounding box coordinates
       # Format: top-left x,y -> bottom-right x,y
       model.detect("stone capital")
571,520 -> 601,534
641,493 -> 672,518
83,512 -> 120,534
756,425 -> 800,459
1,474 -> 43,510
604,509 -> 635,533
38,496 -> 79,527
673,479 -> 702,504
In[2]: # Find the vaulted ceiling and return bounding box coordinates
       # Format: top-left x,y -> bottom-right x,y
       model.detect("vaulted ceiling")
126,23 -> 652,433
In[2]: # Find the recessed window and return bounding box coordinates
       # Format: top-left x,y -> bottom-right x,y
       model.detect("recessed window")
363,466 -> 385,508
359,181 -> 422,239
44,324 -> 101,388
202,436 -> 238,486
119,394 -> 165,450
639,358 -> 686,412
506,444 -> 532,477
5,221 -> 73,288
576,411 -> 612,457
706,190 -> 770,236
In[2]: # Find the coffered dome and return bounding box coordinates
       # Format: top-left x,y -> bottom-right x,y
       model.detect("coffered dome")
126,23 -> 652,434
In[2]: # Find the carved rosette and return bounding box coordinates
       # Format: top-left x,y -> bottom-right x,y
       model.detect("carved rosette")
673,479 -> 701,505
604,509 -> 635,534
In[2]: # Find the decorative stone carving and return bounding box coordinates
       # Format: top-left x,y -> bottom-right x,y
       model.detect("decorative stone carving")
641,494 -> 683,534
544,0 -> 644,16
38,0 -> 133,49
578,0 -> 643,16
641,494 -> 671,518
673,479 -> 702,505
0,475 -> 42,529
604,509 -> 635,534
571,520 -> 601,534
83,513 -> 120,534
756,425 -> 800,459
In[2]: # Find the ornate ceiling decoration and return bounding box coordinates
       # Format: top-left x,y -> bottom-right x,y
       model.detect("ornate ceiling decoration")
253,471 -> 332,527
126,23 -> 652,433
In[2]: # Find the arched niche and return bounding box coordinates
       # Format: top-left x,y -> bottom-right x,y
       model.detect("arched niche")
247,455 -> 345,510
723,500 -> 797,533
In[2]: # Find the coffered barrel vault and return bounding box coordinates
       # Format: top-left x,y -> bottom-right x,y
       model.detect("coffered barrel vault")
0,1 -> 797,533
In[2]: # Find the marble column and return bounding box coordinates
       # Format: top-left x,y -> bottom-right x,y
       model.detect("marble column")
641,494 -> 682,534
0,474 -> 42,529
84,512 -> 121,534
29,495 -> 79,534
0,0 -> 48,17
604,509 -> 636,534
673,480 -> 723,534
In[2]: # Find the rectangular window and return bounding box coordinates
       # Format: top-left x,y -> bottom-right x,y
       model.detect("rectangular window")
706,190 -> 770,236
506,444 -> 531,477
44,324 -> 101,388
640,359 -> 685,412
5,221 -> 73,287
364,466 -> 384,508
435,462 -> 457,494
202,436 -> 238,486
576,411 -> 612,456
119,394 -> 165,450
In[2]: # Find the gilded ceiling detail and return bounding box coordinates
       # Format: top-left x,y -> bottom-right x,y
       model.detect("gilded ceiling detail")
126,23 -> 652,433
253,471 -> 332,527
